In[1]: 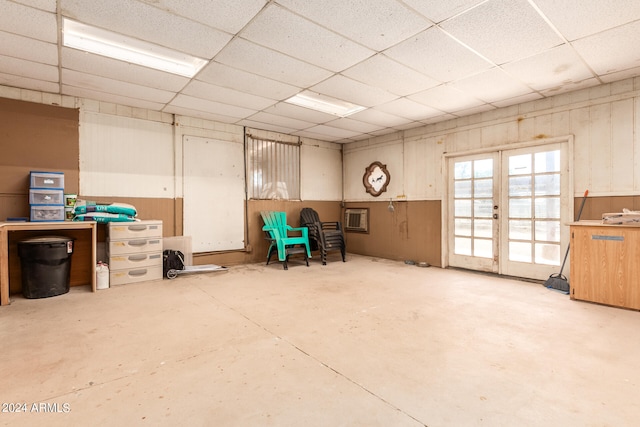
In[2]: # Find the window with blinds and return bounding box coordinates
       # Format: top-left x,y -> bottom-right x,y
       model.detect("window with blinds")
246,134 -> 300,200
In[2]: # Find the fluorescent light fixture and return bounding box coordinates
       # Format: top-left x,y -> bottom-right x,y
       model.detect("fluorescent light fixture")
62,18 -> 208,78
285,91 -> 366,117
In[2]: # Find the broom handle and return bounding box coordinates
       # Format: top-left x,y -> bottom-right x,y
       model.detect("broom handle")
559,189 -> 589,275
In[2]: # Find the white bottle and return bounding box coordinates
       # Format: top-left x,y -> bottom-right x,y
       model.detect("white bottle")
96,262 -> 109,290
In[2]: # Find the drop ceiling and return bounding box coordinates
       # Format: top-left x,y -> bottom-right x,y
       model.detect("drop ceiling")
2,0 -> 640,143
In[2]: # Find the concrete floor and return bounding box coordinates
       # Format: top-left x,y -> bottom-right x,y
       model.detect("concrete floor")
1,254 -> 639,426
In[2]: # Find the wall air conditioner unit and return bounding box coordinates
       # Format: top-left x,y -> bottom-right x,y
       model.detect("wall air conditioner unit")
344,208 -> 369,233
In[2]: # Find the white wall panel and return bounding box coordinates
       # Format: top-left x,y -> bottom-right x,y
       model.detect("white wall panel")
183,135 -> 245,252
570,107 -> 591,194
636,97 -> 640,191
611,99 -> 635,193
80,111 -> 174,198
343,78 -> 640,201
551,110 -> 571,136
404,136 -> 444,199
588,103 -> 612,194
480,121 -> 518,147
344,139 -> 403,201
300,140 -> 342,201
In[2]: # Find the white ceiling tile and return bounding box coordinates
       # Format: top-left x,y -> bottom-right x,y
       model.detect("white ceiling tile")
501,44 -> 594,91
301,125 -> 361,140
402,0 -> 485,23
240,4 -> 374,72
448,68 -> 534,103
342,54 -> 440,96
441,0 -> 563,64
323,118 -> 386,134
62,85 -> 165,111
393,121 -> 427,132
170,94 -> 257,119
0,55 -> 58,82
60,0 -> 231,58
310,75 -> 398,107
599,65 -> 640,84
452,103 -> 496,117
491,92 -> 543,108
62,48 -> 189,92
3,0 -> 640,143
293,128 -> 343,142
182,80 -> 276,111
214,38 -> 332,88
143,0 -> 267,34
374,98 -> 443,121
260,102 -> 336,123
12,0 -> 56,13
197,62 -> 300,100
276,0 -> 431,51
534,0 -> 640,41
0,1 -> 56,42
236,119 -> 297,135
572,20 -> 640,75
539,77 -> 600,97
245,111 -> 315,131
164,105 -> 242,125
420,114 -> 457,125
408,85 -> 485,113
0,31 -> 57,65
348,109 -> 414,128
385,27 -> 493,82
0,72 -> 59,93
62,69 -> 176,104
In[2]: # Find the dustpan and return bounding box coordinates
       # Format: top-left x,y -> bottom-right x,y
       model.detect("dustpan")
544,189 -> 588,293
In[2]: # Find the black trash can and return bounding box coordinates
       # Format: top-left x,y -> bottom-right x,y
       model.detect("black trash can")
17,236 -> 75,299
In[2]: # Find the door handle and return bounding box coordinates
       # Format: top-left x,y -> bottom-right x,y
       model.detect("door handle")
493,213 -> 498,219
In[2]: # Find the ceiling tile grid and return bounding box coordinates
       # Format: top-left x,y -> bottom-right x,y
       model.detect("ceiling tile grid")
239,3 -> 374,73
1,0 -> 640,142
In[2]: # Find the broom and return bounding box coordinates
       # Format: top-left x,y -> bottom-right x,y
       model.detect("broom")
544,189 -> 589,293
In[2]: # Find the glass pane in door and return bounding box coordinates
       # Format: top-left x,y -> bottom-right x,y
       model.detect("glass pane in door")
507,149 -> 561,266
453,158 -> 494,259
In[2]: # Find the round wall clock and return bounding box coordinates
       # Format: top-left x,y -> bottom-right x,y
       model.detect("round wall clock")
363,161 -> 390,197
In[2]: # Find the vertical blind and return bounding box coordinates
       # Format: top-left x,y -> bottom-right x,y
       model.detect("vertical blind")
246,134 -> 300,200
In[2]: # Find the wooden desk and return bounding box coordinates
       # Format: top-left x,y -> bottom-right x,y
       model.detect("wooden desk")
0,221 -> 97,306
570,221 -> 640,310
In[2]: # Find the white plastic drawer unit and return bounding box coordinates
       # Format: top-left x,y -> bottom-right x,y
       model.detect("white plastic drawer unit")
29,188 -> 64,205
108,251 -> 162,270
109,266 -> 163,286
107,220 -> 163,239
30,171 -> 64,189
30,205 -> 65,222
107,238 -> 162,256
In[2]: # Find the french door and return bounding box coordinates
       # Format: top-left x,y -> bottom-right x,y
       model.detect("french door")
448,142 -> 570,281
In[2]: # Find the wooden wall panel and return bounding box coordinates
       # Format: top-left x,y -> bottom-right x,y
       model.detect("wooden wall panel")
343,200 -> 441,267
81,196 -> 178,237
576,195 -> 640,220
0,98 -> 79,220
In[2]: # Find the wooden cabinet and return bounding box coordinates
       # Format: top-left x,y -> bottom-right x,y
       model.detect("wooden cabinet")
570,221 -> 640,310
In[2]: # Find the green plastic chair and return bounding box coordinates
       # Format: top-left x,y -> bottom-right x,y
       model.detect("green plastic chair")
260,211 -> 311,270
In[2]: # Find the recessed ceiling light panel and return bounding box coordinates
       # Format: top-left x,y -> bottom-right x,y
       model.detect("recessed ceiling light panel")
62,18 -> 208,78
285,91 -> 366,117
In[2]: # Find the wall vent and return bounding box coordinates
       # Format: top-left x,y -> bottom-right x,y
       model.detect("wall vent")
344,208 -> 369,233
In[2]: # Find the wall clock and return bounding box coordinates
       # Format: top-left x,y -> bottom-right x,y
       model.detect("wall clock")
363,161 -> 390,197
